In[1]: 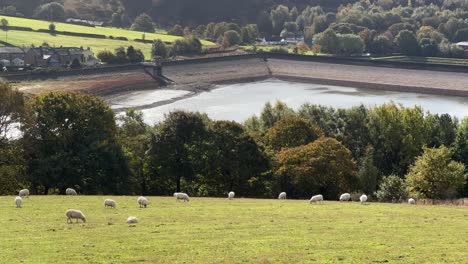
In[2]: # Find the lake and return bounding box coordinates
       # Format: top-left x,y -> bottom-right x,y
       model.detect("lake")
110,79 -> 468,124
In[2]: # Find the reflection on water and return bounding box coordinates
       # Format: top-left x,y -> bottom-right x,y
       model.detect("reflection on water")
110,79 -> 468,125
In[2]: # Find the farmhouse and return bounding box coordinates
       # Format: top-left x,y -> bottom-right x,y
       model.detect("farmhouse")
25,47 -> 96,67
0,47 -> 26,66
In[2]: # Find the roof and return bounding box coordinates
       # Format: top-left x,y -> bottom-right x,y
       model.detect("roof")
29,47 -> 85,56
456,42 -> 468,46
0,47 -> 25,54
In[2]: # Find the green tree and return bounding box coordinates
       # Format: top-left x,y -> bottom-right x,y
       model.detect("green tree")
152,39 -> 168,58
33,2 -> 65,21
97,50 -> 116,64
146,111 -> 208,193
257,11 -> 273,36
265,117 -> 322,152
406,146 -> 466,199
452,118 -> 468,166
368,103 -> 427,176
337,33 -> 365,55
395,30 -> 419,55
202,121 -> 270,196
223,30 -> 242,47
117,110 -> 151,195
169,24 -> 184,36
358,146 -> 379,195
375,175 -> 407,202
126,46 -> 145,63
369,35 -> 393,54
271,5 -> 290,35
275,137 -> 358,198
313,28 -> 339,54
131,13 -> 155,33
22,93 -> 130,194
258,101 -> 295,132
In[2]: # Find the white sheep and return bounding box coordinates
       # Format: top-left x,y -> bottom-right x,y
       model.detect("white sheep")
309,194 -> 323,204
174,192 -> 190,202
66,188 -> 77,195
15,196 -> 22,208
66,209 -> 86,224
408,198 -> 416,205
137,196 -> 148,208
228,191 -> 235,200
18,189 -> 29,198
339,193 -> 351,201
104,199 -> 117,208
127,216 -> 138,224
278,192 -> 287,199
360,194 -> 368,204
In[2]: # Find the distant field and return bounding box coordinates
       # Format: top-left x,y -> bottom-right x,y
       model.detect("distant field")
1,196 -> 467,263
2,30 -> 155,58
0,15 -> 214,59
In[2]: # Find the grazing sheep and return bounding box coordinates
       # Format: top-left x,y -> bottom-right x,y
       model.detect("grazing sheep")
408,198 -> 416,205
137,196 -> 148,208
228,191 -> 235,200
18,189 -> 29,198
127,216 -> 138,224
66,209 -> 86,224
309,194 -> 323,204
66,188 -> 77,196
104,199 -> 117,208
174,192 -> 190,202
278,192 -> 287,199
15,196 -> 22,208
339,193 -> 351,201
360,194 -> 368,204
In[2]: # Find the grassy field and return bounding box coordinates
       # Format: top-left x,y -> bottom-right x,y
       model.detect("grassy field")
0,15 -> 181,42
0,15 -> 214,58
1,196 -> 467,263
2,30 -> 156,58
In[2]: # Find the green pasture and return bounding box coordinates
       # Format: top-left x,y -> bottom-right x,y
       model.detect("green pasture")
1,196 -> 467,263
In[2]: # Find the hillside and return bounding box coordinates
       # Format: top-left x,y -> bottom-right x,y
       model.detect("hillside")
0,15 -> 213,58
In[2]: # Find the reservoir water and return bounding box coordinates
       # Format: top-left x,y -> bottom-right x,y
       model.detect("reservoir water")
110,79 -> 468,124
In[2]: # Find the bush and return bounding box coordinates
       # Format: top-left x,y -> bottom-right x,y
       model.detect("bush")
375,175 -> 407,202
152,39 -> 168,58
171,37 -> 202,56
97,50 -> 116,64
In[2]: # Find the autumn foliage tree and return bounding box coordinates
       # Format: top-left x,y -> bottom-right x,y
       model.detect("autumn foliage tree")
265,117 -> 322,152
275,137 -> 358,198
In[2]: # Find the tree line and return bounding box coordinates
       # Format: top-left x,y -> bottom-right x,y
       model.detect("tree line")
1,83 -> 467,199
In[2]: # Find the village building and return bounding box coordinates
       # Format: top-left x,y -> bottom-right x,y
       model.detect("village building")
25,47 -> 97,67
0,47 -> 26,66
456,41 -> 468,52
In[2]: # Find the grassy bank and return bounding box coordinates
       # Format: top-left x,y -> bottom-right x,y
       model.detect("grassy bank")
1,196 -> 467,263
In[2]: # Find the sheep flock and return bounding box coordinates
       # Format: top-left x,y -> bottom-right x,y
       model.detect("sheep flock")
8,187 -> 423,225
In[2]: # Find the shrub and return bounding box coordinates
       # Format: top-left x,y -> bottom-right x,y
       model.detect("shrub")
375,175 -> 407,202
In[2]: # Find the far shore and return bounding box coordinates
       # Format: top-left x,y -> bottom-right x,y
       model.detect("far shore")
14,57 -> 468,98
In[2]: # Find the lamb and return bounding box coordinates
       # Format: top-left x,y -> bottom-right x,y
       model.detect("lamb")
104,199 -> 117,208
228,191 -> 235,200
278,192 -> 287,199
18,189 -> 29,198
360,194 -> 368,204
66,209 -> 86,224
15,196 -> 22,208
408,198 -> 416,205
339,193 -> 351,201
137,196 -> 148,208
127,216 -> 138,224
174,192 -> 190,202
309,194 -> 323,204
66,188 -> 77,195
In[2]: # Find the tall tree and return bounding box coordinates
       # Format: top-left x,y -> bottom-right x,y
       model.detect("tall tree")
146,111 -> 208,193
131,13 -> 155,33
22,93 -> 130,194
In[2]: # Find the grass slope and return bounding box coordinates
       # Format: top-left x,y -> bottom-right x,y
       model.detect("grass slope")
1,196 -> 467,263
2,30 -> 155,58
0,15 -> 214,59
